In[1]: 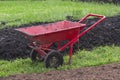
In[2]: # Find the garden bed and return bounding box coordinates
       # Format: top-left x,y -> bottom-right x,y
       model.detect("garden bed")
0,15 -> 120,60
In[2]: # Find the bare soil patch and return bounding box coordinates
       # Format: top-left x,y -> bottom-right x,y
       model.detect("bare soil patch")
1,62 -> 120,80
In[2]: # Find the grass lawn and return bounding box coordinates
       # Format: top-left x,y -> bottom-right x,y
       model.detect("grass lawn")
0,46 -> 120,77
0,0 -> 120,28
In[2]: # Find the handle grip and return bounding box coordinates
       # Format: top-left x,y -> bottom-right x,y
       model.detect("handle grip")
79,14 -> 105,23
78,14 -> 106,38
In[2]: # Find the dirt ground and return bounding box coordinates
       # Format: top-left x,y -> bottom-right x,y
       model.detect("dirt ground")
0,62 -> 120,80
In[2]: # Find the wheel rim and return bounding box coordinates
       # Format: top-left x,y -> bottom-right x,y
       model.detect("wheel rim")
36,53 -> 41,60
45,50 -> 63,68
49,56 -> 59,67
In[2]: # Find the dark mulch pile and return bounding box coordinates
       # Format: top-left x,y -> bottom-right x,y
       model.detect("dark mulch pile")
78,15 -> 120,49
0,15 -> 120,60
1,62 -> 120,80
71,0 -> 120,5
0,28 -> 30,60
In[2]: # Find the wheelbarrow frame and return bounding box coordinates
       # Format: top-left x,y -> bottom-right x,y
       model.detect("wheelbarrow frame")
15,14 -> 106,68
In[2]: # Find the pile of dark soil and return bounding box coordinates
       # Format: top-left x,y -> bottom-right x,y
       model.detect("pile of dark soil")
0,28 -> 30,60
70,0 -> 120,5
77,15 -> 120,49
0,15 -> 120,60
1,62 -> 120,80
99,0 -> 120,4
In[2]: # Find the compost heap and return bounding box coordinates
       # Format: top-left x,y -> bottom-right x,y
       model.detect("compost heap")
0,15 -> 120,60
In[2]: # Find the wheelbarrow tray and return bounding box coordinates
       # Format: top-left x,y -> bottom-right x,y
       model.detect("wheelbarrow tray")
16,20 -> 86,44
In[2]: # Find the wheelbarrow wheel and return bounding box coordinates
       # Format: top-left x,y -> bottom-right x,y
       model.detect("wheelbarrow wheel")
44,50 -> 63,68
30,50 -> 44,62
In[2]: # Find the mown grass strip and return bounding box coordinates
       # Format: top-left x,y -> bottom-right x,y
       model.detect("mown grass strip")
0,45 -> 120,77
0,1 -> 120,28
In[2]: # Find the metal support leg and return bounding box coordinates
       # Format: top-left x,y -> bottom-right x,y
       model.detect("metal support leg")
77,39 -> 80,51
69,44 -> 73,64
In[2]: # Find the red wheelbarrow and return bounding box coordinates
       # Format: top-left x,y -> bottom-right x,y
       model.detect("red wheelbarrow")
15,14 -> 105,68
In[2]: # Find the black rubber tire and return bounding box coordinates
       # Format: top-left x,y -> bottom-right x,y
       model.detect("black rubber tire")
44,50 -> 63,68
30,50 -> 44,62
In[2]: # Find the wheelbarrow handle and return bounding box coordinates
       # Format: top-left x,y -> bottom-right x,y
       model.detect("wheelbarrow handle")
79,14 -> 105,23
78,14 -> 106,38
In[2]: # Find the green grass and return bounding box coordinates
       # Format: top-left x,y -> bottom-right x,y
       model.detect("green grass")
0,46 -> 120,77
0,0 -> 120,28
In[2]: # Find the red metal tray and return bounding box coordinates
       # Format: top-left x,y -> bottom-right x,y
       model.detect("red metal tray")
16,20 -> 86,36
16,20 -> 86,44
